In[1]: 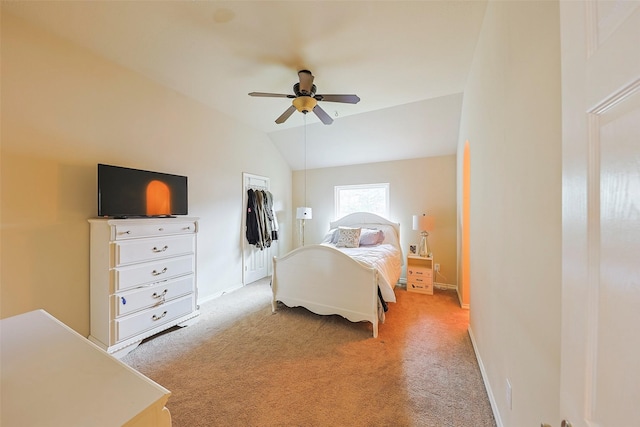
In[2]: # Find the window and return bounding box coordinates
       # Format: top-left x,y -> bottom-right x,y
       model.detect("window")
335,183 -> 389,219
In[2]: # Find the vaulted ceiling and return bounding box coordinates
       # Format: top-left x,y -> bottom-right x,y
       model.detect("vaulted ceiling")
4,1 -> 487,170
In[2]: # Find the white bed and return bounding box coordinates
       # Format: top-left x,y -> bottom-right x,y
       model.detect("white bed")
271,212 -> 402,337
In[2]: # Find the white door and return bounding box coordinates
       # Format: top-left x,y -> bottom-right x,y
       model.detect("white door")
242,173 -> 271,285
560,2 -> 640,426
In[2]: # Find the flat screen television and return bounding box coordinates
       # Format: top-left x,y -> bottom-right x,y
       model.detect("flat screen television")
98,163 -> 188,218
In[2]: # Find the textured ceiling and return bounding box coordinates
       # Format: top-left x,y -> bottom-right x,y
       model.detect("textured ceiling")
4,1 -> 487,170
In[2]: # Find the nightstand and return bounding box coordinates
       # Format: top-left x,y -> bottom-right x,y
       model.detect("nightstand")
406,255 -> 434,295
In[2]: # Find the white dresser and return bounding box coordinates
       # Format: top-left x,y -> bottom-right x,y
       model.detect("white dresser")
1,309 -> 172,427
88,217 -> 200,357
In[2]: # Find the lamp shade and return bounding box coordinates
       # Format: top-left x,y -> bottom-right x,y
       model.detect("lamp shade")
412,214 -> 434,231
296,207 -> 313,220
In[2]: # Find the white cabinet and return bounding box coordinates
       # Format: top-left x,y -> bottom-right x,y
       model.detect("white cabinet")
88,217 -> 200,357
1,310 -> 172,427
406,255 -> 434,295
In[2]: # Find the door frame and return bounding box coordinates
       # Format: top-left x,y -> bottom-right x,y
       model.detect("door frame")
242,172 -> 271,285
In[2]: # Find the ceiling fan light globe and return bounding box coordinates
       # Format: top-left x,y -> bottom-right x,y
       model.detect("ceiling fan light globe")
293,96 -> 318,113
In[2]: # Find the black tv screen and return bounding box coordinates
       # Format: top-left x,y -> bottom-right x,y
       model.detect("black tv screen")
98,164 -> 188,218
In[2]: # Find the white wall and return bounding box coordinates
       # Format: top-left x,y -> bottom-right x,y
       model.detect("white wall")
293,156 -> 458,286
0,12 -> 292,335
457,1 -> 562,425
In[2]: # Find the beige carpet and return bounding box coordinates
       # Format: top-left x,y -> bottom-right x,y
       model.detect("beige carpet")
123,278 -> 496,427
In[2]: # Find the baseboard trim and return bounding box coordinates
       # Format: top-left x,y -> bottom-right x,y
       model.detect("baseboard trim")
434,281 -> 456,290
468,326 -> 503,427
198,283 -> 244,306
457,287 -> 470,309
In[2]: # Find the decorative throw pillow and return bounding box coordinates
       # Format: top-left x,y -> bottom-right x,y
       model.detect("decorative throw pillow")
359,228 -> 385,246
336,227 -> 361,248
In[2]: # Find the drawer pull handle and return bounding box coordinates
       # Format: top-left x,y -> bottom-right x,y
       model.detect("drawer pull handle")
152,267 -> 168,276
158,228 -> 164,231
152,311 -> 168,321
153,245 -> 169,253
152,289 -> 168,299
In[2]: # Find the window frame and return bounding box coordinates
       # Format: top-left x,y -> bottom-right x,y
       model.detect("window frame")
334,183 -> 390,219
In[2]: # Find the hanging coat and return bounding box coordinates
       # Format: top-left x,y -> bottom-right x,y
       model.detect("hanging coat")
264,190 -> 279,241
246,189 -> 262,248
256,190 -> 272,249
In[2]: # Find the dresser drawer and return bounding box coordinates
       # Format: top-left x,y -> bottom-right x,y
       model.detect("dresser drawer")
113,255 -> 194,291
407,267 -> 433,279
408,280 -> 434,294
114,275 -> 194,317
114,295 -> 195,342
407,276 -> 433,286
113,234 -> 194,266
113,220 -> 197,240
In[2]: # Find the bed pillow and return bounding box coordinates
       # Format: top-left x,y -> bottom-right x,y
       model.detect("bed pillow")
377,224 -> 400,248
335,227 -> 361,248
322,228 -> 339,244
359,228 -> 385,246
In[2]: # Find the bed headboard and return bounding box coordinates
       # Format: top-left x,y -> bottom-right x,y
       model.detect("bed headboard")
329,212 -> 400,241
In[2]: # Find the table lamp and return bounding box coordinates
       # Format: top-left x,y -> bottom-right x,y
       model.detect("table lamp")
412,214 -> 434,258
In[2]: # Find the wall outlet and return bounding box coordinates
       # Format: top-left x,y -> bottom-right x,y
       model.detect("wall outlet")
506,378 -> 512,410
435,263 -> 440,272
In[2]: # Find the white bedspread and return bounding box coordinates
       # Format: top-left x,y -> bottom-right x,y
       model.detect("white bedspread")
322,243 -> 402,302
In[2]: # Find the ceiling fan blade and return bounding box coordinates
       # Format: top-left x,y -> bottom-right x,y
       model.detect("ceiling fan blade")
298,70 -> 315,95
315,94 -> 361,104
248,92 -> 294,98
275,105 -> 297,124
313,105 -> 333,125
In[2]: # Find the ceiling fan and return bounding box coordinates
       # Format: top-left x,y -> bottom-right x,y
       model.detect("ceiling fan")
248,70 -> 360,125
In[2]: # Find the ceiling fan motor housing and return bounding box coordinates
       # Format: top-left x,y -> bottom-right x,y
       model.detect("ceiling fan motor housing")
293,82 -> 317,97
